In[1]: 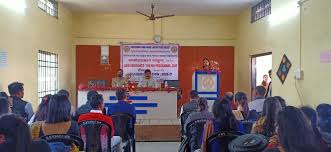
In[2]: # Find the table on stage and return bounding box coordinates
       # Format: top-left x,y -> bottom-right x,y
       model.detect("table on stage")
77,89 -> 180,141
77,90 -> 178,121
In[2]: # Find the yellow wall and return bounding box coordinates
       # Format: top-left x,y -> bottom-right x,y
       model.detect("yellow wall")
73,13 -> 237,46
236,0 -> 331,106
0,0 -> 74,109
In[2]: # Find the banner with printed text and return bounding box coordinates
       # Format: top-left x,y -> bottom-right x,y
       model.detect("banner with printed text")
121,44 -> 179,82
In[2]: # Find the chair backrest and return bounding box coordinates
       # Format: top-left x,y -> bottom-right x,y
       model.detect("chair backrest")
110,113 -> 135,142
180,111 -> 194,136
186,119 -> 210,151
40,134 -> 84,151
206,131 -> 244,152
241,120 -> 256,134
78,120 -> 112,152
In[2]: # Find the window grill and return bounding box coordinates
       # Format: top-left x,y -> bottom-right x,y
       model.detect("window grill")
38,50 -> 59,103
251,0 -> 271,23
38,0 -> 58,18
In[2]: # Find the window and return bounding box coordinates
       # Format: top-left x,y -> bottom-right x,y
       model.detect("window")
38,0 -> 58,18
251,0 -> 271,23
38,50 -> 59,103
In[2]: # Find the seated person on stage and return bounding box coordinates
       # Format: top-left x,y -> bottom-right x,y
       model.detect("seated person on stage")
180,90 -> 200,115
78,94 -> 121,152
183,97 -> 214,134
107,88 -> 136,124
112,69 -> 129,87
248,86 -> 266,113
137,69 -> 158,88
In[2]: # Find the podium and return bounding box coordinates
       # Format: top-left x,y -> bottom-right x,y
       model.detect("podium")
192,70 -> 221,111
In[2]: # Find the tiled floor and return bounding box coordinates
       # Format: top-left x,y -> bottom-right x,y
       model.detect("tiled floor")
136,142 -> 180,152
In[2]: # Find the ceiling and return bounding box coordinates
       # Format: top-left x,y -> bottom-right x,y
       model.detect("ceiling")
60,0 -> 260,16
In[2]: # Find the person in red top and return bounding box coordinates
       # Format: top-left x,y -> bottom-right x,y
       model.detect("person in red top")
78,94 -> 121,152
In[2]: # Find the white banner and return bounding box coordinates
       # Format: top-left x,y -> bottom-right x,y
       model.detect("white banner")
121,44 -> 179,82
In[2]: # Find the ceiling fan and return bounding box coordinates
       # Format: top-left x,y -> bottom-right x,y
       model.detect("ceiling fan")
136,4 -> 175,21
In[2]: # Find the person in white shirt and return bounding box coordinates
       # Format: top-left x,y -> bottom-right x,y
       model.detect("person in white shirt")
138,69 -> 158,88
249,86 -> 266,113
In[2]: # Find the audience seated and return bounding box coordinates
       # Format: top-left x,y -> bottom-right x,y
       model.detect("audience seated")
248,86 -> 266,113
74,90 -> 98,121
300,106 -> 330,149
78,93 -> 122,151
184,97 -> 214,134
0,97 -> 10,115
274,96 -> 286,108
0,114 -> 51,152
264,106 -> 326,152
201,98 -> 244,152
28,94 -> 51,125
8,82 -> 34,122
107,88 -> 136,124
180,90 -> 199,115
317,103 -> 331,134
31,94 -> 79,139
58,89 -> 76,117
251,97 -> 281,138
234,92 -> 249,119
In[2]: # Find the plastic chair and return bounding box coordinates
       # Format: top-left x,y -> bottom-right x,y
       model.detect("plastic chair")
40,134 -> 84,151
180,111 -> 194,138
206,131 -> 244,152
186,119 -> 210,152
110,113 -> 136,152
79,120 -> 112,152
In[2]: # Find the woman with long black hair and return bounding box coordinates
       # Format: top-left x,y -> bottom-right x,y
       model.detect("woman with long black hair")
264,106 -> 325,152
0,114 -> 50,152
201,98 -> 244,152
251,97 -> 281,137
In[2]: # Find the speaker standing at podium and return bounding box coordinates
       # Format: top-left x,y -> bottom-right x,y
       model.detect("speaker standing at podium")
138,69 -> 158,88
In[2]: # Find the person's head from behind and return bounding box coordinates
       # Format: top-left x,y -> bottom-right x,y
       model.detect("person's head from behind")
277,106 -> 322,152
0,97 -> 9,116
316,103 -> 331,133
300,106 -> 317,126
90,94 -> 104,111
8,82 -> 24,98
316,103 -> 331,120
274,96 -> 286,108
213,98 -> 237,131
34,94 -> 51,122
255,86 -> 266,98
144,69 -> 152,79
189,90 -> 199,100
0,114 -> 32,152
117,69 -> 124,77
224,92 -> 234,102
0,92 -> 8,99
235,92 -> 247,106
46,94 -> 71,123
58,89 -> 69,98
197,97 -> 208,112
268,70 -> 272,79
264,97 -> 282,137
87,90 -> 98,102
116,88 -> 127,101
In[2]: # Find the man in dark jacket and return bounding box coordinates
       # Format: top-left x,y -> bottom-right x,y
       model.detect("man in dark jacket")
74,90 -> 98,121
8,82 -> 34,122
